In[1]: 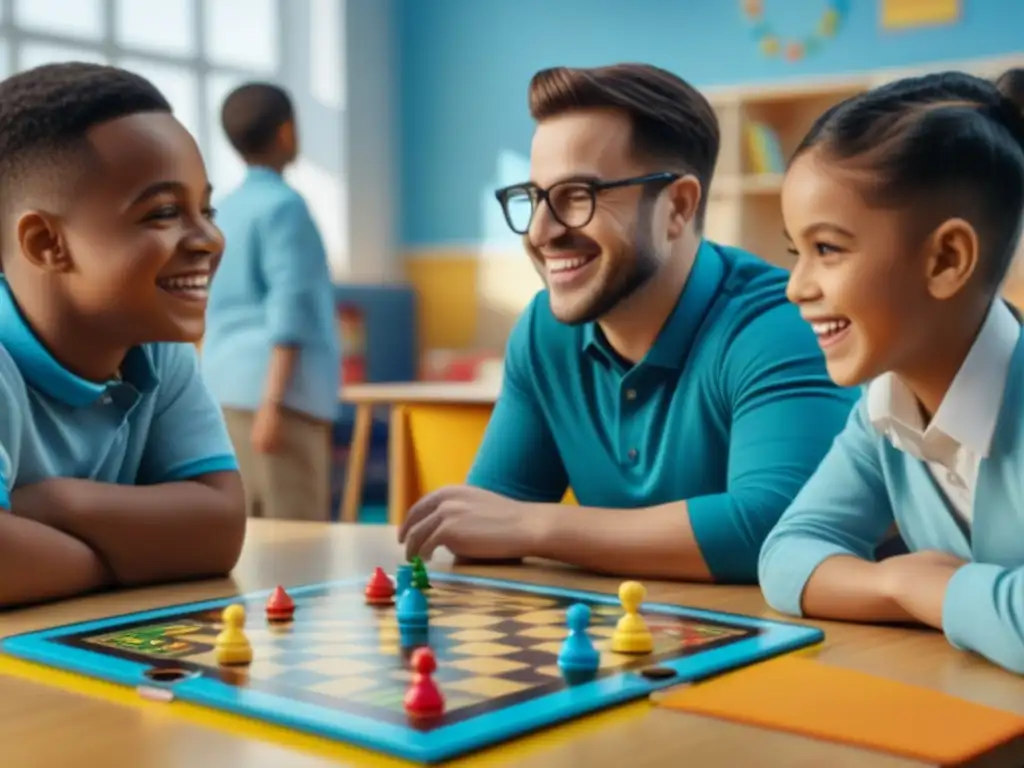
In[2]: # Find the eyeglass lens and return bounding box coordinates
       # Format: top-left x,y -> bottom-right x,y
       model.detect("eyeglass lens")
504,182 -> 595,233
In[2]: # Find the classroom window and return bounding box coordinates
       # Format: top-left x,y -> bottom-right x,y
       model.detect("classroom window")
115,0 -> 196,57
310,0 -> 344,110
118,58 -> 202,140
14,0 -> 105,42
205,71 -> 249,197
18,43 -> 108,70
204,0 -> 278,74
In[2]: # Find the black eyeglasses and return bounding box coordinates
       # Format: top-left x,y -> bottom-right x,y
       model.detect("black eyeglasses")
493,172 -> 680,235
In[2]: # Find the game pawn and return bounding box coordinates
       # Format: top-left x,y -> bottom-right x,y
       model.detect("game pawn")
410,555 -> 431,589
404,647 -> 444,719
394,564 -> 413,599
265,585 -> 295,623
558,603 -> 600,682
397,582 -> 429,632
610,581 -> 654,654
215,604 -> 253,666
365,566 -> 396,606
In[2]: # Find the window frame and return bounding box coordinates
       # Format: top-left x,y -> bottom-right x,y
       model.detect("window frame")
0,0 -> 282,158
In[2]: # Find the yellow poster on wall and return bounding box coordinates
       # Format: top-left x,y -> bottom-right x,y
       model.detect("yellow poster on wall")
881,0 -> 960,30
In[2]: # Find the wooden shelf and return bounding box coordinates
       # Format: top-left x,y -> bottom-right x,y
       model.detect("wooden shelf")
701,53 -> 1024,281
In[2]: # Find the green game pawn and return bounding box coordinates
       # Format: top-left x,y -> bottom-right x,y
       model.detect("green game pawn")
410,556 -> 431,589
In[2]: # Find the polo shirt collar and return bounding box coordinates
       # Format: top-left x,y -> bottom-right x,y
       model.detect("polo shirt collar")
0,278 -> 158,407
867,299 -> 1021,460
246,166 -> 282,183
583,240 -> 725,369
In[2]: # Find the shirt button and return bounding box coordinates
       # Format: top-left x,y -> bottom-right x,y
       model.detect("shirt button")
101,395 -> 113,405
946,471 -> 963,488
627,448 -> 638,462
625,389 -> 637,401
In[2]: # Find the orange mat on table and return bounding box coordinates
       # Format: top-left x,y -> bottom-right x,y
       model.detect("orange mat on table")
654,655 -> 1024,765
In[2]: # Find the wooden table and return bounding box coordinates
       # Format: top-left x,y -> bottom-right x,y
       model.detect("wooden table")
338,382 -> 500,525
2,520 -> 1024,767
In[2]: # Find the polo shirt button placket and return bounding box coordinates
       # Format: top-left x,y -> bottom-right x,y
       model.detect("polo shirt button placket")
621,386 -> 640,465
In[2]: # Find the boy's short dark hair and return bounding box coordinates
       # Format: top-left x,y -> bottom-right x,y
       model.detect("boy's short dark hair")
220,82 -> 294,159
0,62 -> 170,225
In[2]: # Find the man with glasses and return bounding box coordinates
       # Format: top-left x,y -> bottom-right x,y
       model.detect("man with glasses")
399,63 -> 856,583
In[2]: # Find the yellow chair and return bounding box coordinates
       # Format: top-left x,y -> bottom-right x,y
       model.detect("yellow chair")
388,403 -> 575,524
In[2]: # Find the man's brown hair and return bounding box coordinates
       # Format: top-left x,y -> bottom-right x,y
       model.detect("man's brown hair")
527,63 -> 719,228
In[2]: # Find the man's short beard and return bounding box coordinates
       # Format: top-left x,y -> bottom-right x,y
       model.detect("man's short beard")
560,244 -> 660,325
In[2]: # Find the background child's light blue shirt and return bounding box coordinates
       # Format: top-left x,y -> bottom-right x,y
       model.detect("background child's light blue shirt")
202,167 -> 341,422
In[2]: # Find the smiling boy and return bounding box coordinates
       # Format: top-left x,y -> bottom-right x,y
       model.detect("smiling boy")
0,63 -> 246,608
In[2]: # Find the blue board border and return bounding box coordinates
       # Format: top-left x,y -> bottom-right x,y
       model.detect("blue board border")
1,574 -> 823,763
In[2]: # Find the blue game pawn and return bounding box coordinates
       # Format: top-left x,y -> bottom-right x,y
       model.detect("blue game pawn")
558,603 -> 599,680
395,564 -> 413,599
396,583 -> 429,630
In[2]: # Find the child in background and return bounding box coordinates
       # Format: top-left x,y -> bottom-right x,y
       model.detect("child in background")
758,68 -> 1024,674
0,63 -> 246,607
201,83 -> 340,522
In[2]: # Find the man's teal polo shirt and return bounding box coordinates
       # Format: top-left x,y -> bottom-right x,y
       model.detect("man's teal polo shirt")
467,241 -> 857,582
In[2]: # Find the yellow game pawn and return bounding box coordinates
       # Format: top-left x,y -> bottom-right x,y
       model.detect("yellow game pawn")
215,604 -> 252,666
610,581 -> 653,654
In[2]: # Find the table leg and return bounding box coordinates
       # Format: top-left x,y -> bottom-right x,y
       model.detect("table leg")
388,405 -> 414,526
340,403 -> 373,523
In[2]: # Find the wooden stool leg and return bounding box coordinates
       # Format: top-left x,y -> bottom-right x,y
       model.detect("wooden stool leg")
388,405 -> 414,526
340,403 -> 373,523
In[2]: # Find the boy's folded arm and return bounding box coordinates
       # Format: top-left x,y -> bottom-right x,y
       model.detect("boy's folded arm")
14,342 -> 248,587
941,563 -> 1024,674
0,511 -> 111,608
758,399 -> 906,621
19,470 -> 245,586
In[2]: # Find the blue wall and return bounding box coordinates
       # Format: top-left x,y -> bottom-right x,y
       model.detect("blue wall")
398,0 -> 1024,248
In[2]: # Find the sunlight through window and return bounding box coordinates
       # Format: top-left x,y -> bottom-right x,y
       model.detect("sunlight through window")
14,0 -> 104,41
19,43 -> 108,70
205,0 -> 278,74
115,0 -> 195,57
288,159 -> 347,275
205,71 -> 250,198
310,0 -> 344,111
118,58 -> 201,141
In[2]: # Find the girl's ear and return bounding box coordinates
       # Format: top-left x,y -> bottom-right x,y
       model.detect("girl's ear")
922,217 -> 978,300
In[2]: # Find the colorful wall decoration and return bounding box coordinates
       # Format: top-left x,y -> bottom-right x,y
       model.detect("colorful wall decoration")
741,1 -> 848,62
880,0 -> 960,31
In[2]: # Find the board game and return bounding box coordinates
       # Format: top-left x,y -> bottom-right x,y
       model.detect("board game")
0,572 -> 823,763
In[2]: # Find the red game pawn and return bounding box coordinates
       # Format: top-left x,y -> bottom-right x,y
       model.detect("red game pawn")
404,647 -> 444,718
265,585 -> 295,623
365,566 -> 396,605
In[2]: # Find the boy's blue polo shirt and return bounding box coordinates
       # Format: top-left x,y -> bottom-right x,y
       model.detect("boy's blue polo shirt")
467,241 -> 857,582
0,279 -> 238,510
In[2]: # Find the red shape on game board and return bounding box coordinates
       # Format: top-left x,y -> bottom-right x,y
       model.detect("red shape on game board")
404,647 -> 444,718
266,585 -> 295,622
365,567 -> 395,605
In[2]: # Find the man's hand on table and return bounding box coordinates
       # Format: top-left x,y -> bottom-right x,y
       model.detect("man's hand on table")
398,485 -> 548,562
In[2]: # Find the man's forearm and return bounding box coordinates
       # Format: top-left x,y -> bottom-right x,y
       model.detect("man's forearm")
37,473 -> 246,586
800,556 -> 917,623
0,513 -> 111,608
530,502 -> 713,581
264,345 -> 298,403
